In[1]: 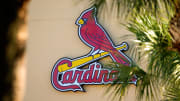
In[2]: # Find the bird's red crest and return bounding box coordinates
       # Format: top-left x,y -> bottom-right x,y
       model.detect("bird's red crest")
81,8 -> 95,19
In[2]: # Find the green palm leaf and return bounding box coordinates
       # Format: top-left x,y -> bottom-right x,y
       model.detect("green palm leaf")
126,10 -> 180,101
104,8 -> 180,101
163,78 -> 180,101
88,0 -> 175,19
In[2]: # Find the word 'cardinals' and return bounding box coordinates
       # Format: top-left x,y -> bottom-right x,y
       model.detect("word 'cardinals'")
76,7 -> 130,66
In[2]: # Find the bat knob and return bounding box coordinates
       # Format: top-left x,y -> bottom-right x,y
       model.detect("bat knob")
56,58 -> 72,72
119,42 -> 128,51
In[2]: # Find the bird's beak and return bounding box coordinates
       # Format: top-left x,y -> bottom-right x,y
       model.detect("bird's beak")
78,19 -> 84,25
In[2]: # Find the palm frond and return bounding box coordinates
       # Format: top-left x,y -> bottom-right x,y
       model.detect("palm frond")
104,62 -> 154,101
88,0 -> 175,19
104,63 -> 139,101
126,10 -> 180,101
104,8 -> 180,101
162,79 -> 180,101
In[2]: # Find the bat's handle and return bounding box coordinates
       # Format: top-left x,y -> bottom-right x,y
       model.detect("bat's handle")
56,59 -> 72,72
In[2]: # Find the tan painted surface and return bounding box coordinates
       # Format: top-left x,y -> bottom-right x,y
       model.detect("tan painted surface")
24,0 -> 136,101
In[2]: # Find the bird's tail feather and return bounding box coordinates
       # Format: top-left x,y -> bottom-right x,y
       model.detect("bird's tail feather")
110,50 -> 130,66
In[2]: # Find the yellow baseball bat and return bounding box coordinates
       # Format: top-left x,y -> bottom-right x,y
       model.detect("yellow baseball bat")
58,43 -> 128,72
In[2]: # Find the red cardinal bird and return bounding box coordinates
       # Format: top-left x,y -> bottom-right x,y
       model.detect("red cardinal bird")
76,7 -> 131,66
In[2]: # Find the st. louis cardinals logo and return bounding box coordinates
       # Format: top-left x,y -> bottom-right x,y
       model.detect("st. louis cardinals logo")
51,7 -> 136,92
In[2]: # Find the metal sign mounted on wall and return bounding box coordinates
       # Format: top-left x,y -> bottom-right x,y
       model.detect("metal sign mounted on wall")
51,7 -> 136,92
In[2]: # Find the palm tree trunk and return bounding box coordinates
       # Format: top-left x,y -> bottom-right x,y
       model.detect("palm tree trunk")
169,0 -> 180,52
0,0 -> 29,101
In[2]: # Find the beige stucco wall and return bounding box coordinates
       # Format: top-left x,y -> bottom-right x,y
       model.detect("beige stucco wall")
24,0 -> 136,101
